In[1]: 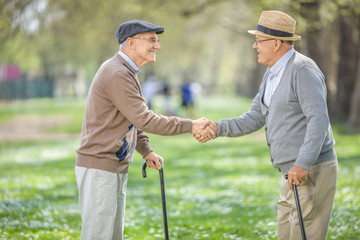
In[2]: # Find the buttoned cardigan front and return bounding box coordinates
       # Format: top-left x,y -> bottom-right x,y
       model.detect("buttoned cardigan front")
217,51 -> 336,173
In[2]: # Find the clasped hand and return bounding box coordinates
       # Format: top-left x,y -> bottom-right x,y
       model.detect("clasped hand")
191,117 -> 218,143
144,118 -> 217,170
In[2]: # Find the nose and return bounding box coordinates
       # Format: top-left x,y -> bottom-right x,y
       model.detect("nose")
154,41 -> 161,50
252,41 -> 257,49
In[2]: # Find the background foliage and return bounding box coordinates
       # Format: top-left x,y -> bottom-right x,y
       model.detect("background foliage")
1,0 -> 360,129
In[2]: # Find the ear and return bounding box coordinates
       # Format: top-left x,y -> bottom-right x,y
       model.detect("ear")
127,38 -> 136,50
273,39 -> 282,52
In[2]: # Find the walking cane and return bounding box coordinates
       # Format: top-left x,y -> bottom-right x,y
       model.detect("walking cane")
286,175 -> 307,240
142,162 -> 169,240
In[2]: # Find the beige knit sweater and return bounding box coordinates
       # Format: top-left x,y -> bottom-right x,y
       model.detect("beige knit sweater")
76,54 -> 192,173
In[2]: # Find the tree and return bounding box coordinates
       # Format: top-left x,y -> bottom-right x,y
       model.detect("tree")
335,6 -> 360,127
0,0 -> 33,42
1,0 -> 360,130
291,0 -> 360,130
349,52 -> 360,130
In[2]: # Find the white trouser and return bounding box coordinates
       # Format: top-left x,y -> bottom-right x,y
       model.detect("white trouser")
75,166 -> 128,240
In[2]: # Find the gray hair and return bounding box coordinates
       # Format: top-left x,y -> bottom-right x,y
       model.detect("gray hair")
281,40 -> 294,46
119,39 -> 127,50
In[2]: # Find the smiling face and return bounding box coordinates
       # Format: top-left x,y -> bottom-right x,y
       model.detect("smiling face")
252,36 -> 277,67
128,32 -> 161,67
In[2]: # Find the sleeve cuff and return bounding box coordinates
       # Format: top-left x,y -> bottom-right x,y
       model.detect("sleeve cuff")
136,141 -> 153,159
181,119 -> 193,133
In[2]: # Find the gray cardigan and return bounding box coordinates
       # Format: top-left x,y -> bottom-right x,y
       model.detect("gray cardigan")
217,51 -> 336,174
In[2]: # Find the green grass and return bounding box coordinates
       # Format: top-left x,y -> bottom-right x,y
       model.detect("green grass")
0,96 -> 359,239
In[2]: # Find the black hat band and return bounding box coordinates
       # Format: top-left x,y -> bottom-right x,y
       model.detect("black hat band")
256,24 -> 293,37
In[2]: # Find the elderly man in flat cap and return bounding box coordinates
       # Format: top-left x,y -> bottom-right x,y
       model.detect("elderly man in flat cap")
75,20 -> 215,239
195,11 -> 338,240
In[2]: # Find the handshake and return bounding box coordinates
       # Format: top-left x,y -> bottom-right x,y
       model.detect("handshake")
191,117 -> 218,143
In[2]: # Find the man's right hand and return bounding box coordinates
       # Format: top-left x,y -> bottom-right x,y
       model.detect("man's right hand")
192,118 -> 218,143
287,165 -> 309,191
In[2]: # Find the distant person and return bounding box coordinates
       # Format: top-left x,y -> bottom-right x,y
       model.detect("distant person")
142,75 -> 162,109
180,81 -> 194,116
162,81 -> 172,115
75,20 -> 216,240
195,11 -> 338,240
190,82 -> 202,101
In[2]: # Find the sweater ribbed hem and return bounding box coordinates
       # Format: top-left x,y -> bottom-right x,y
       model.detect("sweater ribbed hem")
276,148 -> 337,174
76,154 -> 129,173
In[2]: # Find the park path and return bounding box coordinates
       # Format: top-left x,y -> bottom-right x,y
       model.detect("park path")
0,115 -> 80,142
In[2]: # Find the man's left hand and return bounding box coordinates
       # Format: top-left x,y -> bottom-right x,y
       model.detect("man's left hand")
144,152 -> 164,170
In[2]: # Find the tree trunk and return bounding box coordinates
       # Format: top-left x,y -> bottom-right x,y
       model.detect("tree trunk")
247,62 -> 265,98
294,0 -> 341,115
298,0 -> 338,105
208,41 -> 223,95
320,18 -> 339,107
334,14 -> 359,122
348,17 -> 360,131
348,53 -> 360,131
299,0 -> 324,71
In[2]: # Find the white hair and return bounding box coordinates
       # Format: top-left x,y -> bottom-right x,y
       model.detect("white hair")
119,39 -> 127,50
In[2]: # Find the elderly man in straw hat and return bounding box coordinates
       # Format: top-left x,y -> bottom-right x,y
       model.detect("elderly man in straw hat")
75,20 -> 216,239
194,10 -> 338,239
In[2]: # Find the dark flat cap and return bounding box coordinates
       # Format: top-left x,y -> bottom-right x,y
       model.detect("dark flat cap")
116,20 -> 165,44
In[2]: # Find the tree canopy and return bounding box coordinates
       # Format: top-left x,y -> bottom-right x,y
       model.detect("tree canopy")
1,0 -> 360,129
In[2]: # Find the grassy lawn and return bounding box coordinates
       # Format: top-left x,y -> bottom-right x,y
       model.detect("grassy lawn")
0,96 -> 359,239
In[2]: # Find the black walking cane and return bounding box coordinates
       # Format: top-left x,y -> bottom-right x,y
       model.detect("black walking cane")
286,175 -> 307,240
142,161 -> 169,240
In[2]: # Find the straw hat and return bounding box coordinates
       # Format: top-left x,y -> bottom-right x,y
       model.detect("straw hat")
248,10 -> 301,41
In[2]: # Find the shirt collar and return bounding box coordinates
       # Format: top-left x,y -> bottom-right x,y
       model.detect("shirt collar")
118,50 -> 140,73
269,48 -> 295,76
